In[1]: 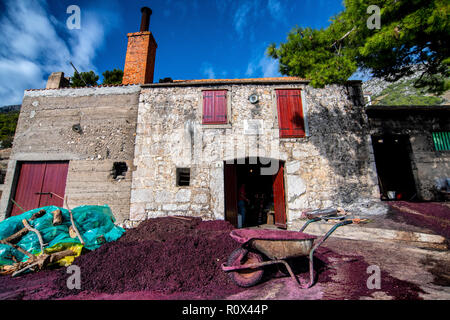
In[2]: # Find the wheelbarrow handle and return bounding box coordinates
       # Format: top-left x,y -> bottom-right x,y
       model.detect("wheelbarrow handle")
310,219 -> 353,255
299,214 -> 348,232
299,217 -> 321,232
340,220 -> 353,226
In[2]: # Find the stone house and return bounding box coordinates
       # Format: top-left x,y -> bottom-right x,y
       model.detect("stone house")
366,105 -> 450,201
130,78 -> 381,229
1,7 -> 446,229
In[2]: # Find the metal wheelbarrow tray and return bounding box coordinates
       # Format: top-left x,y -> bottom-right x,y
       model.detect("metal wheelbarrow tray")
222,216 -> 353,288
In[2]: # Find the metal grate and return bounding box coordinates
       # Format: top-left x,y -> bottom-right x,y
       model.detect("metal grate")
176,168 -> 190,186
432,132 -> 450,151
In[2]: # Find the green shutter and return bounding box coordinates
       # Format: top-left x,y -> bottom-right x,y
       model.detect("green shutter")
432,132 -> 450,151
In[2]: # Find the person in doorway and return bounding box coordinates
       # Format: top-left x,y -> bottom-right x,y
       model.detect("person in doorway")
238,183 -> 249,228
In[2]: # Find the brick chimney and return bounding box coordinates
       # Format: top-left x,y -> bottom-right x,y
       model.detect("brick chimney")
122,7 -> 157,85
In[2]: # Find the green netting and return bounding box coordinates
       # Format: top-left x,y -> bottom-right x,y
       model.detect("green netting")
0,205 -> 125,266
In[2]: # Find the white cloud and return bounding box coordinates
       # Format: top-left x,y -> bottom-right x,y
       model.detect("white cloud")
201,63 -> 216,79
246,51 -> 281,78
231,0 -> 287,40
267,0 -> 285,22
0,59 -> 45,106
233,1 -> 254,37
232,0 -> 267,40
0,0 -> 118,106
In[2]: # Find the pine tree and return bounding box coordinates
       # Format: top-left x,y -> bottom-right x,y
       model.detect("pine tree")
268,0 -> 449,92
102,69 -> 124,85
71,71 -> 99,87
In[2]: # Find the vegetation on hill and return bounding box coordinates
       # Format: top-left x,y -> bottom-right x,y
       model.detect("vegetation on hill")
373,79 -> 445,105
0,111 -> 19,148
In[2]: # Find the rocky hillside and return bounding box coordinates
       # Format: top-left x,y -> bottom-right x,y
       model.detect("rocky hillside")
0,105 -> 21,113
362,70 -> 449,106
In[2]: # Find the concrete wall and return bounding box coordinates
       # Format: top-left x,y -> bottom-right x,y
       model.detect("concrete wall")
369,111 -> 450,200
0,85 -> 141,223
130,82 -> 383,228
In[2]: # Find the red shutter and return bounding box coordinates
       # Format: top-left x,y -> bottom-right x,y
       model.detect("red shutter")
203,90 -> 227,124
276,89 -> 305,138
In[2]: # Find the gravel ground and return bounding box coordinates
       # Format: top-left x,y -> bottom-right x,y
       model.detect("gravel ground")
1,205 -> 449,300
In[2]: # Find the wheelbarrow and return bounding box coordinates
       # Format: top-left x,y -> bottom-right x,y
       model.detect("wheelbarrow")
221,214 -> 353,288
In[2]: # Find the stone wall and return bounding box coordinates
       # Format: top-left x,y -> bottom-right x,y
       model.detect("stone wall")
130,81 -> 382,228
368,109 -> 450,200
0,85 -> 140,222
0,148 -> 11,200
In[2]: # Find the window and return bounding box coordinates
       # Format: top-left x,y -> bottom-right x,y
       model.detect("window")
112,162 -> 128,179
0,169 -> 6,184
432,132 -> 450,151
202,90 -> 228,125
275,89 -> 305,138
176,168 -> 190,186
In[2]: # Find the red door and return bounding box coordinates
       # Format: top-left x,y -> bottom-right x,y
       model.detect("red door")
11,161 -> 69,216
272,163 -> 287,228
224,163 -> 238,227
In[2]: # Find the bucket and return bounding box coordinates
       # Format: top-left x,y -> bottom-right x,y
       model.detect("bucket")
387,191 -> 396,200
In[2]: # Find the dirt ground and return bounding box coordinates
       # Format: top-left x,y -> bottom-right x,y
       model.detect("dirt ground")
1,203 -> 449,300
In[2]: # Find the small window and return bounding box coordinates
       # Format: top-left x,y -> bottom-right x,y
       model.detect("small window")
432,132 -> 450,151
202,90 -> 228,124
112,162 -> 128,179
176,168 -> 190,186
0,169 -> 6,184
276,89 -> 305,138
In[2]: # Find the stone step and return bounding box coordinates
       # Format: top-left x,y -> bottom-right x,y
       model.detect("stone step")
300,221 -> 448,250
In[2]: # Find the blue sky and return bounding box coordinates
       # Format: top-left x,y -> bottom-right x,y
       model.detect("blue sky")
0,0 -> 350,106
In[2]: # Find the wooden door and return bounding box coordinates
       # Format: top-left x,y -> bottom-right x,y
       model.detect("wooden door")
11,161 -> 69,216
38,162 -> 69,207
272,162 -> 287,228
224,163 -> 238,227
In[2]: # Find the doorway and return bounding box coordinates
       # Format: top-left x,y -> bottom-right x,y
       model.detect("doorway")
224,158 -> 286,229
9,161 -> 69,216
372,135 -> 417,200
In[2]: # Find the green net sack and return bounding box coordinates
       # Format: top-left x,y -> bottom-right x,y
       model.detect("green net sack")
0,205 -> 125,266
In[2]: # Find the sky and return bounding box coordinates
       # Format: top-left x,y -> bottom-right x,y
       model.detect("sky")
0,0 -> 351,106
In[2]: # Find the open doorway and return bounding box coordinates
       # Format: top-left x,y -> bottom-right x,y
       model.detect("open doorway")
372,135 -> 417,201
224,158 -> 286,229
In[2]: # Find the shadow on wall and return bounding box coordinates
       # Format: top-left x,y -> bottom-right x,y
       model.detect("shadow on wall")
302,85 -> 382,213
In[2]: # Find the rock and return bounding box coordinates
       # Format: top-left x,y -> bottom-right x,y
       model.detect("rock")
287,175 -> 307,202
175,189 -> 191,203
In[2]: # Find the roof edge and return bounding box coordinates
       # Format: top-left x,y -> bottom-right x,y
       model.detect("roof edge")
142,78 -> 363,88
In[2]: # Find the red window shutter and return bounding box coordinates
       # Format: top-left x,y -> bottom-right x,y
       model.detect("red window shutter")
203,90 -> 227,124
276,89 -> 305,138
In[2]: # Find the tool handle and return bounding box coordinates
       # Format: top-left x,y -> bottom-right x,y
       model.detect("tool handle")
340,220 -> 353,226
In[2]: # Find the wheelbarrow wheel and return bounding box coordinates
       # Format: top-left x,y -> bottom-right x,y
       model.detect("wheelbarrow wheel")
227,248 -> 264,288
